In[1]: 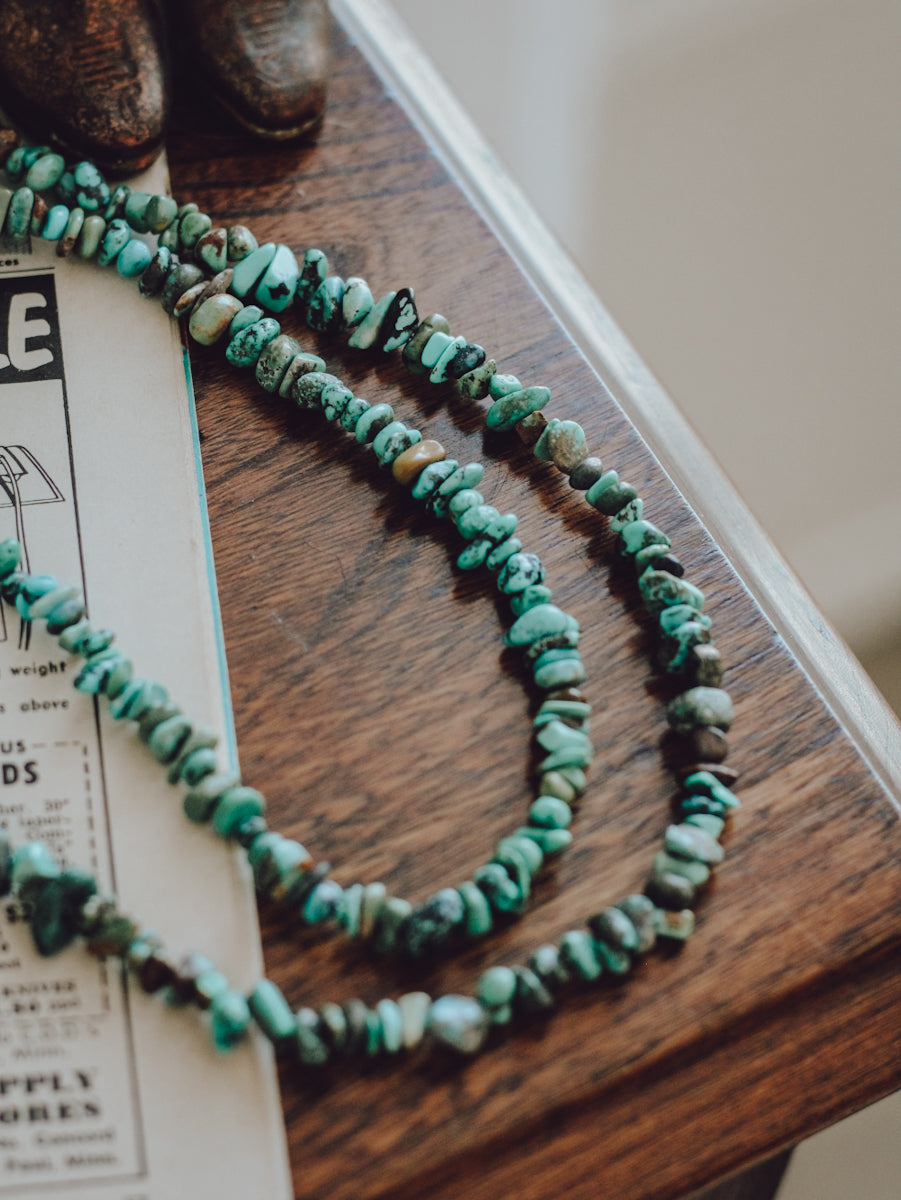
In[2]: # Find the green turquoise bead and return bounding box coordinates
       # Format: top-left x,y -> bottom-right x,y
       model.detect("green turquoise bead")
354,402 -> 395,443
486,385 -> 551,431
505,603 -> 579,648
618,519 -> 671,557
496,834 -> 543,874
189,294 -> 245,345
534,657 -> 586,690
474,862 -> 523,914
4,146 -> 28,181
660,604 -> 711,635
639,570 -> 705,616
320,380 -> 354,420
0,187 -> 12,234
0,539 -> 21,579
427,995 -> 490,1055
306,274 -> 345,330
683,771 -> 740,808
278,352 -> 328,398
609,498 -> 644,532
456,502 -> 498,539
115,239 -> 152,278
147,714 -> 192,764
376,998 -> 404,1053
4,187 -> 34,246
231,241 -> 278,297
225,318 -> 281,367
29,870 -> 97,956
41,204 -> 69,241
685,813 -> 726,837
20,146 -> 50,170
593,940 -> 632,975
412,459 -> 458,500
26,583 -> 80,620
559,930 -> 603,981
123,191 -> 152,231
210,989 -> 252,1049
341,276 -> 372,327
488,373 -> 521,398
372,422 -> 421,466
144,194 -> 178,233
420,329 -> 456,372
510,585 -> 554,617
429,335 -> 466,382
534,699 -> 591,723
228,304 -> 264,337
179,210 -> 212,250
492,843 -> 532,904
535,719 -> 592,758
227,224 -> 258,263
477,965 -> 517,1009
665,823 -> 724,865
72,161 -> 109,211
457,880 -> 493,936
75,214 -> 106,258
589,906 -> 641,953
529,796 -> 572,829
295,246 -> 327,301
516,825 -> 573,854
255,333 -> 303,392
11,842 -> 60,896
183,771 -> 240,824
347,290 -> 394,350
256,243 -> 299,312
212,786 -> 266,838
652,850 -> 710,888
666,688 -> 734,734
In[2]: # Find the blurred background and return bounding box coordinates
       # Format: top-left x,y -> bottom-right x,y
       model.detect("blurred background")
385,1 -> 900,1196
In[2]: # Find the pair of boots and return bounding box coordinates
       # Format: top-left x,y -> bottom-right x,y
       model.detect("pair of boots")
0,0 -> 331,175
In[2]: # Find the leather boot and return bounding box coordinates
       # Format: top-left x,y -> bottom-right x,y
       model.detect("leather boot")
0,0 -> 169,175
176,0 -> 330,141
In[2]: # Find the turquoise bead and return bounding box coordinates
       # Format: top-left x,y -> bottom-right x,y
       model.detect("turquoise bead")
477,965 -> 517,1010
652,850 -> 710,888
486,385 -> 551,431
339,395 -> 370,431
190,294 -> 244,346
256,243 -> 299,312
666,687 -> 734,734
29,870 -> 96,956
73,161 -> 109,210
560,930 -> 603,981
372,422 -> 421,466
397,992 -> 432,1049
665,823 -> 724,865
231,241 -> 278,297
593,940 -> 633,974
347,290 -> 394,350
534,699 -> 592,723
609,498 -> 644,532
255,334 -> 303,392
97,218 -> 130,266
654,908 -> 695,941
210,989 -> 252,1049
419,331 -> 454,370
355,402 -> 395,443
429,335 -> 466,382
11,842 -> 60,896
660,604 -> 711,635
505,603 -> 579,648
618,519 -> 671,557
376,998 -> 404,1053
306,274 -> 345,329
179,211 -> 212,250
296,247 -> 327,301
516,825 -> 573,854
144,194 -> 178,233
320,380 -> 354,420
225,318 -> 281,367
278,351 -> 327,398
639,570 -> 705,616
4,187 -> 34,246
584,470 -> 621,510
4,146 -> 27,181
183,771 -> 240,824
457,540 -> 491,570
0,188 -> 12,234
488,373 -> 521,398
510,585 -> 554,617
0,539 -> 21,579
457,880 -> 493,936
228,304 -> 264,338
497,834 -> 543,874
412,459 -> 458,499
529,796 -> 572,829
685,813 -> 726,837
427,995 -> 490,1055
20,146 -> 50,170
75,214 -> 106,259
26,583 -> 80,621
226,224 -> 258,263
123,191 -> 152,231
341,276 -> 373,327
683,771 -> 740,809
147,714 -> 192,763
41,204 -> 69,241
116,239 -> 152,278
212,786 -> 266,838
535,719 -> 592,758
474,862 -> 524,914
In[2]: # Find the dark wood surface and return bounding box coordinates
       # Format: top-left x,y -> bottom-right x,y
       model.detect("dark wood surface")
167,14 -> 901,1200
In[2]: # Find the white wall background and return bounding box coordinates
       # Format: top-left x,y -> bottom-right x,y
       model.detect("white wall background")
390,0 -> 901,661
386,2 -> 901,1197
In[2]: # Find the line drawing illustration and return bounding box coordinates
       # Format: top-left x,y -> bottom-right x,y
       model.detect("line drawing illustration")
0,444 -> 65,649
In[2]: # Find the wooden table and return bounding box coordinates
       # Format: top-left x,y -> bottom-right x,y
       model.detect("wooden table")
165,4 -> 901,1197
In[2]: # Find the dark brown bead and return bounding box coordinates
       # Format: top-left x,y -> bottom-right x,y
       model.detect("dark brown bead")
515,410 -> 547,447
670,726 -> 730,764
650,553 -> 684,578
686,644 -> 724,687
341,998 -> 370,1057
648,871 -> 696,910
29,194 -> 47,236
546,687 -> 586,704
675,762 -> 740,786
138,951 -> 178,994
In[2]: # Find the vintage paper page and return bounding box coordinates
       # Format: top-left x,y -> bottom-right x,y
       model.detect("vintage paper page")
0,164 -> 291,1199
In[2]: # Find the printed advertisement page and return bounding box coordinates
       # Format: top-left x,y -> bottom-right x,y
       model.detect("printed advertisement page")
0,164 -> 291,1199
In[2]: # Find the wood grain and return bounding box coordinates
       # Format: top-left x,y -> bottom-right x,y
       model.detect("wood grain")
166,14 -> 901,1200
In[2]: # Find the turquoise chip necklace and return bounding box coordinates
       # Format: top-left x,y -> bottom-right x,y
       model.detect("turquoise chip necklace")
0,137 -> 739,1062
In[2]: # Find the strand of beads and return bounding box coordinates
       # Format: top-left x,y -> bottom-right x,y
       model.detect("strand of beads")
0,140 -> 742,1063
0,523 -> 593,960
